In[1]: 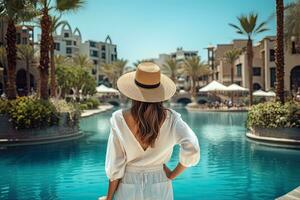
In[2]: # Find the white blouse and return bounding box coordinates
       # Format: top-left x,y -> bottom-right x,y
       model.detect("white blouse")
105,109 -> 200,181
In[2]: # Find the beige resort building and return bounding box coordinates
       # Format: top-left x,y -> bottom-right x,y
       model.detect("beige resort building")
206,36 -> 300,93
37,22 -> 118,85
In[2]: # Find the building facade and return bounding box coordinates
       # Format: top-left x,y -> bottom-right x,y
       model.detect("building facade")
0,17 -> 38,96
207,36 -> 300,93
79,36 -> 117,84
38,22 -> 118,85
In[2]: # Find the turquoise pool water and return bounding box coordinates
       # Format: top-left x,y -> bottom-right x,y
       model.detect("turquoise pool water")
0,108 -> 300,200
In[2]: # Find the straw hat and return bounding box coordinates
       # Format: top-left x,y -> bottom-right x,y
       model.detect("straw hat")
117,62 -> 176,102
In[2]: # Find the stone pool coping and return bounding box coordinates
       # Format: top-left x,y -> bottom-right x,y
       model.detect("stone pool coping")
81,104 -> 114,118
0,130 -> 84,147
246,131 -> 300,148
276,186 -> 300,199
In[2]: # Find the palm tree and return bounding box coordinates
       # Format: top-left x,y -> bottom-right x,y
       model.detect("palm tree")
49,15 -> 67,97
17,45 -> 36,95
0,47 -> 7,94
161,58 -> 181,82
229,13 -> 268,106
284,0 -> 300,48
72,54 -> 93,69
99,63 -> 114,86
275,0 -> 285,104
54,54 -> 69,67
183,56 -> 210,102
33,0 -> 85,100
223,48 -> 242,84
100,59 -> 128,88
0,0 -> 35,99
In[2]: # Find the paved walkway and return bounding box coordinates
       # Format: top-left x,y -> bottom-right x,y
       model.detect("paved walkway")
81,104 -> 113,117
277,186 -> 300,200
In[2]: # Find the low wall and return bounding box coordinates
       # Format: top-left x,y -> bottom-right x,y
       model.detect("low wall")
250,127 -> 300,140
0,113 -> 82,146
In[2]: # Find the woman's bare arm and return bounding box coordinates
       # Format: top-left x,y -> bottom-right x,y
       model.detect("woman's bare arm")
106,179 -> 120,200
163,163 -> 187,180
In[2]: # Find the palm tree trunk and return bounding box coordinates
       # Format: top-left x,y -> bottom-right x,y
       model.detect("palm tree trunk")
26,60 -> 30,95
275,0 -> 285,104
39,6 -> 51,100
6,18 -> 17,100
50,34 -> 56,97
231,63 -> 234,84
247,39 -> 253,106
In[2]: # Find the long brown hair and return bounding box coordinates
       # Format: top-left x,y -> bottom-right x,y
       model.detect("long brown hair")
131,100 -> 167,147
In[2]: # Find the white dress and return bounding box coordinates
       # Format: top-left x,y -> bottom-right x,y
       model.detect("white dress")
105,109 -> 200,200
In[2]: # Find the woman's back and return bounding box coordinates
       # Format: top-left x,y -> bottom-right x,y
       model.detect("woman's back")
105,108 -> 200,180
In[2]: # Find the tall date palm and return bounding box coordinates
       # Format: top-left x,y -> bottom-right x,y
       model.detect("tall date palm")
183,56 -> 210,102
275,0 -> 285,104
49,15 -> 67,97
229,13 -> 268,106
0,0 -> 35,99
223,48 -> 242,84
33,0 -> 85,100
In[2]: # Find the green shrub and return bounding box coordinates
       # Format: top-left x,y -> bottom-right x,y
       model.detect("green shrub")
247,101 -> 300,128
8,97 -> 59,129
0,99 -> 10,114
79,103 -> 88,110
85,97 -> 100,108
79,98 -> 100,110
50,98 -> 81,126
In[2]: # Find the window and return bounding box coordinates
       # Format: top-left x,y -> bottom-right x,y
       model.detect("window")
93,60 -> 98,65
292,42 -> 300,54
90,50 -> 98,57
253,67 -> 261,76
270,49 -> 275,61
114,47 -> 117,52
73,41 -> 77,46
270,67 -> 276,88
22,29 -> 27,33
64,32 -> 69,38
236,64 -> 242,77
111,54 -> 114,61
101,52 -> 106,59
216,72 -> 219,80
90,41 -> 96,47
101,45 -> 106,51
66,40 -> 72,45
66,47 -> 72,54
54,43 -> 60,51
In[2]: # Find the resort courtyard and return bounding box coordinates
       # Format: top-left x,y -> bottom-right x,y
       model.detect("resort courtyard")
0,0 -> 300,200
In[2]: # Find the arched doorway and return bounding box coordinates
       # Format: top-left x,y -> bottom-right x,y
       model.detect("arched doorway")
16,69 -> 27,96
253,83 -> 262,91
290,66 -> 300,92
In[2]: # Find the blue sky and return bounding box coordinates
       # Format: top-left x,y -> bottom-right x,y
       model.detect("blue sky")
61,0 -> 294,65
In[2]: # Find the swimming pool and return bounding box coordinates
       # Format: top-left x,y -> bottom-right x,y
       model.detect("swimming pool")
0,108 -> 299,200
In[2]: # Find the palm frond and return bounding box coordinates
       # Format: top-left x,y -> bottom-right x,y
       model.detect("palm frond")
56,0 -> 85,12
